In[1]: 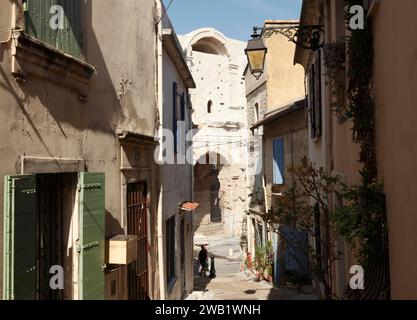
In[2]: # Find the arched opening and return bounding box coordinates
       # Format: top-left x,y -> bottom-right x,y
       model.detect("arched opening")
207,100 -> 213,113
191,37 -> 228,56
193,152 -> 228,231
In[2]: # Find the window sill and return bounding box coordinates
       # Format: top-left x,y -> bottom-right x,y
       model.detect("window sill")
11,31 -> 96,100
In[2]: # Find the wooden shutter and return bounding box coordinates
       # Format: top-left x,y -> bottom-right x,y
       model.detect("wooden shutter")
25,0 -> 83,58
173,82 -> 178,154
78,172 -> 105,300
180,93 -> 186,121
273,137 -> 285,185
314,50 -> 322,138
309,64 -> 316,139
280,226 -> 309,276
3,175 -> 37,300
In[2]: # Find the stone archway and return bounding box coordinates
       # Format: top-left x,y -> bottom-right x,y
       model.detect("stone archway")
184,28 -> 231,59
193,152 -> 228,234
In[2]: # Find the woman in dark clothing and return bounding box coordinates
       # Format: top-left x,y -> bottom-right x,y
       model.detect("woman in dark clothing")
198,245 -> 208,276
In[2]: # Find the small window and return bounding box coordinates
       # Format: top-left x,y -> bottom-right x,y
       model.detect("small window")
166,215 -> 176,285
254,103 -> 259,122
273,137 -> 285,185
207,100 -> 213,113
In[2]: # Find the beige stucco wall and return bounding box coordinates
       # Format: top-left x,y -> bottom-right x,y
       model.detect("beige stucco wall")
373,0 -> 417,299
0,0 -> 159,299
263,109 -> 308,208
264,22 -> 305,111
160,46 -> 194,299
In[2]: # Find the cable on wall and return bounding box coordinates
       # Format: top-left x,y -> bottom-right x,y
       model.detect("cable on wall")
156,0 -> 175,26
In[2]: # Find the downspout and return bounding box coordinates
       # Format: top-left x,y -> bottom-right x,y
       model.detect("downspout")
155,0 -> 166,300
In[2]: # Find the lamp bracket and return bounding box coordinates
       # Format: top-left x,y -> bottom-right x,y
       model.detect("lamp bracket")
252,25 -> 325,51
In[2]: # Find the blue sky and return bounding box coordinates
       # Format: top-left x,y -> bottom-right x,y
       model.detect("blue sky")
163,0 -> 303,41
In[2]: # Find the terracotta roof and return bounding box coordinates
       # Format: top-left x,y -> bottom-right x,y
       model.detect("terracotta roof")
180,202 -> 200,211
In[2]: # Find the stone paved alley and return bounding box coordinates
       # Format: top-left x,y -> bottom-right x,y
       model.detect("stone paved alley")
186,235 -> 319,300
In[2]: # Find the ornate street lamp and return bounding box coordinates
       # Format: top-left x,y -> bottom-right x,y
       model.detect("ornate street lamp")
245,35 -> 268,80
245,24 -> 325,79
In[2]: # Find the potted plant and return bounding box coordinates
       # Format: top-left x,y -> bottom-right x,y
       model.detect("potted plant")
263,265 -> 273,283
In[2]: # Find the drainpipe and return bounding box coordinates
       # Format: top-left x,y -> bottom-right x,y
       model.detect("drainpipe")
156,0 -> 166,300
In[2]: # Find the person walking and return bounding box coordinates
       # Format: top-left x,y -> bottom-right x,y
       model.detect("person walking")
198,245 -> 208,276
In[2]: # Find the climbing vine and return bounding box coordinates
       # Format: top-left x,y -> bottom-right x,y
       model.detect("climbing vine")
323,40 -> 348,123
332,0 -> 390,299
344,0 -> 377,183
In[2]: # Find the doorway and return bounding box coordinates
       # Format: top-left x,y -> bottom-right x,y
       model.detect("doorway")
127,182 -> 149,300
36,173 -> 77,300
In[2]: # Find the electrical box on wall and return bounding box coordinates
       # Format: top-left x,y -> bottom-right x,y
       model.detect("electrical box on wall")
106,235 -> 138,265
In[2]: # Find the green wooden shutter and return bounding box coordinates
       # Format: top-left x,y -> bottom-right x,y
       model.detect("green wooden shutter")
78,172 -> 105,300
25,0 -> 83,59
3,175 -> 37,300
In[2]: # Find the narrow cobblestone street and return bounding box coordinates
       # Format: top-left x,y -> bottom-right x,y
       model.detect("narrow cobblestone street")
186,235 -> 319,300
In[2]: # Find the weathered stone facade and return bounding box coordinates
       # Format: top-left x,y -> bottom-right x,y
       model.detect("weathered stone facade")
179,29 -> 247,237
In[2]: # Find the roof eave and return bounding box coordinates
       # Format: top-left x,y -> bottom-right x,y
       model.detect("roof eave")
250,99 -> 305,130
294,0 -> 322,70
162,28 -> 196,89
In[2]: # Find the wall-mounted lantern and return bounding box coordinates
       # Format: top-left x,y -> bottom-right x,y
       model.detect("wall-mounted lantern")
245,25 -> 325,79
245,36 -> 268,80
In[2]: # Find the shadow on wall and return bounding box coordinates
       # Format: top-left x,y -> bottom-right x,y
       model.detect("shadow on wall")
8,0 -> 127,144
105,209 -> 124,238
193,152 -> 227,230
0,0 -> 124,162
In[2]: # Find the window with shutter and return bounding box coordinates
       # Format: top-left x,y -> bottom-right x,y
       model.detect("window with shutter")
24,0 -> 83,59
78,172 -> 105,300
273,137 -> 285,185
308,50 -> 323,139
309,64 -> 316,139
3,175 -> 37,300
314,50 -> 322,138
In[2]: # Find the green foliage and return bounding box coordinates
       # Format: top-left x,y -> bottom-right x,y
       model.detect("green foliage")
344,0 -> 377,184
333,182 -> 387,262
258,157 -> 344,299
254,242 -> 273,272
